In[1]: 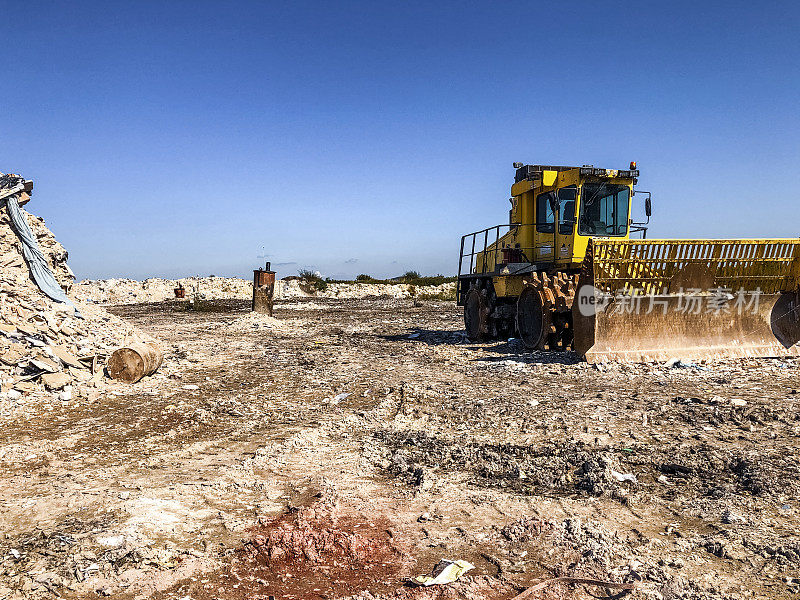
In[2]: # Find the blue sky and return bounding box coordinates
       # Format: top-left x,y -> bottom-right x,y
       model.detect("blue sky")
2,1 -> 798,280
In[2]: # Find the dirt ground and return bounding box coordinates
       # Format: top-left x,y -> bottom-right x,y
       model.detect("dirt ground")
2,297 -> 800,600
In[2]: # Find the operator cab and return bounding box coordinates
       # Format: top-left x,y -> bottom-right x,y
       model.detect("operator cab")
457,163 -> 649,305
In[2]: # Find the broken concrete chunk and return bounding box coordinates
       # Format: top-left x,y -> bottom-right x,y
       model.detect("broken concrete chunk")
41,372 -> 71,390
30,357 -> 60,373
14,323 -> 37,336
0,348 -> 24,366
51,345 -> 85,369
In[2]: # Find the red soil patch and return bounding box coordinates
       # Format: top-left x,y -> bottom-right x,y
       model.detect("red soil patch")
181,497 -> 412,600
245,504 -> 408,598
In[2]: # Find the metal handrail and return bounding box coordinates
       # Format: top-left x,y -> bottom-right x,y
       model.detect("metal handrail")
458,224 -> 514,278
458,223 -> 549,278
457,221 -> 645,281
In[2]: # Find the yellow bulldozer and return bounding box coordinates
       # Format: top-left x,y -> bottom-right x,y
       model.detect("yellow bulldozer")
457,163 -> 800,362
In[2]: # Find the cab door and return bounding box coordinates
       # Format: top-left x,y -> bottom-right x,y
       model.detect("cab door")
533,184 -> 577,266
533,189 -> 556,264
555,185 -> 577,267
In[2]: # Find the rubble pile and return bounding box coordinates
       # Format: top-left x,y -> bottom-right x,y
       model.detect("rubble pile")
275,279 -> 456,300
72,276 -> 252,304
73,277 -> 456,304
0,176 -> 156,413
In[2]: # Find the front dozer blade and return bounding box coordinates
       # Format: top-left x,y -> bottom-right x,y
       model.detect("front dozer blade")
573,239 -> 800,363
574,291 -> 800,363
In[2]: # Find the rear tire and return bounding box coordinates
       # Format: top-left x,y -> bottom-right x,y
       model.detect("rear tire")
464,287 -> 489,341
517,287 -> 547,349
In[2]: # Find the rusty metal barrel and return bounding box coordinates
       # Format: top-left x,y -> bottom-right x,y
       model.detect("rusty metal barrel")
253,262 -> 276,315
107,341 -> 163,383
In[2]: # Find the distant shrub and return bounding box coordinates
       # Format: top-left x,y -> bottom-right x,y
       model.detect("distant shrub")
346,272 -> 458,286
298,269 -> 328,294
418,287 -> 457,301
407,274 -> 455,286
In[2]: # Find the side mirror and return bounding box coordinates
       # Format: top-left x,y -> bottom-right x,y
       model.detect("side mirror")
645,197 -> 652,217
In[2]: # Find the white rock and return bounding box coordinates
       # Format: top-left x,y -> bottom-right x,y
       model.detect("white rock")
97,535 -> 125,548
329,392 -> 351,405
611,470 -> 637,483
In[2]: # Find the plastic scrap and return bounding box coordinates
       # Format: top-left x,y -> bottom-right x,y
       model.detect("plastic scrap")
329,392 -> 351,405
664,357 -> 706,370
610,470 -> 637,483
2,195 -> 80,316
412,559 -> 474,586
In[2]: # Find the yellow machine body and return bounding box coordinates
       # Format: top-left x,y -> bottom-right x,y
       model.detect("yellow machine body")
474,167 -> 635,277
458,164 -> 800,362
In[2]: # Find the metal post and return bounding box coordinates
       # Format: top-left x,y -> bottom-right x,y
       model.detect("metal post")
252,261 -> 276,315
458,236 -> 465,278
483,230 -> 489,274
470,234 -> 477,274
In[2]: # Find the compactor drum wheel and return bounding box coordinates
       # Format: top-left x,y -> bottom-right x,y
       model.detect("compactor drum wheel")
517,286 -> 547,349
464,287 -> 490,341
771,291 -> 800,349
517,273 -> 579,351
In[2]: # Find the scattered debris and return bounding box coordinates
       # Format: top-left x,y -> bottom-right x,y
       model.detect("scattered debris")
610,470 -> 637,484
411,559 -> 474,586
2,283 -> 799,599
511,576 -> 636,600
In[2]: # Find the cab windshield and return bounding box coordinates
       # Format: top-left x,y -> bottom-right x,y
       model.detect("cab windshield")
578,183 -> 630,236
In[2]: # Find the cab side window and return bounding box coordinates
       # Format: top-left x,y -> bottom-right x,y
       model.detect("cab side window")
537,188 -> 576,235
536,191 -> 555,233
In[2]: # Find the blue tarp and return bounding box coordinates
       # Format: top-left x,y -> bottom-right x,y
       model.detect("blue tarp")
2,194 -> 81,317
